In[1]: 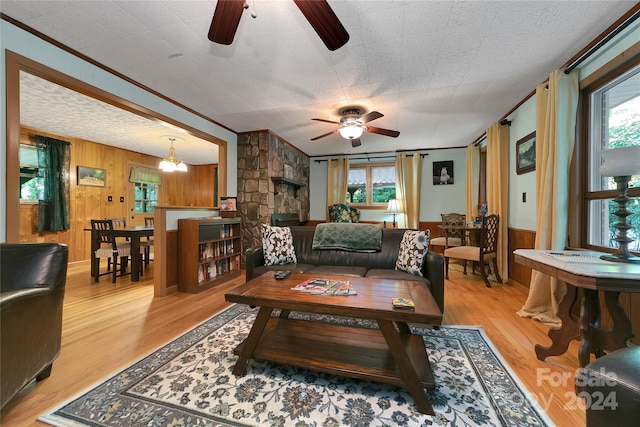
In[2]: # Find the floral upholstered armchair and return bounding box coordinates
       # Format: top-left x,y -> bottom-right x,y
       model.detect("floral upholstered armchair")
328,204 -> 360,223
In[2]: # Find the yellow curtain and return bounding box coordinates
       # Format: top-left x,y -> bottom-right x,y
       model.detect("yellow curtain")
395,153 -> 422,229
326,157 -> 349,213
466,144 -> 480,223
486,122 -> 509,281
517,69 -> 579,326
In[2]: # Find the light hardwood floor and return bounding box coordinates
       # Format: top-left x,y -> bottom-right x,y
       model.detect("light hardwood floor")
1,261 -> 584,426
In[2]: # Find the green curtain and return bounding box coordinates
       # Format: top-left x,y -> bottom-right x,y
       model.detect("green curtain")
36,135 -> 71,232
129,166 -> 162,184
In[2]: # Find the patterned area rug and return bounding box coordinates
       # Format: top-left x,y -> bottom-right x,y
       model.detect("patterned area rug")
40,304 -> 554,426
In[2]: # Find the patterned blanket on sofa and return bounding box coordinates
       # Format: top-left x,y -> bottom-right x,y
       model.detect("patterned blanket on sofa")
312,223 -> 382,252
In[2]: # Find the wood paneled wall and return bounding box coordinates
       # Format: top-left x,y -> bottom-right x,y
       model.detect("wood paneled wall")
18,127 -> 217,262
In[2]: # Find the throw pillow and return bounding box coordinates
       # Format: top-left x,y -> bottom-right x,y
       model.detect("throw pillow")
261,224 -> 297,266
395,229 -> 430,276
328,204 -> 353,222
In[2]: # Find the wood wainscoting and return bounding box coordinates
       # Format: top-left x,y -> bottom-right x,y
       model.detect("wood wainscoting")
18,126 -> 217,263
508,227 -> 536,287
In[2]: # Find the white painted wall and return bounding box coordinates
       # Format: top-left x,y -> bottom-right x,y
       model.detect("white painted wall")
507,97 -> 537,231
503,19 -> 640,232
0,20 -> 238,241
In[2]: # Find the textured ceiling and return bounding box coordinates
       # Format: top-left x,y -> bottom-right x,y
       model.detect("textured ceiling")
19,72 -> 219,165
3,0 -> 637,162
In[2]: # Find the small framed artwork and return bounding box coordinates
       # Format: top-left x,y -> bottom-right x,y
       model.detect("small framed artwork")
433,160 -> 454,185
516,131 -> 536,175
219,196 -> 237,211
284,164 -> 294,179
77,166 -> 106,187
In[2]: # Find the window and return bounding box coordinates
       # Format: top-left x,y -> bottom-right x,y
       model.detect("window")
347,164 -> 396,206
134,183 -> 158,213
583,62 -> 640,253
129,166 -> 161,213
19,144 -> 44,201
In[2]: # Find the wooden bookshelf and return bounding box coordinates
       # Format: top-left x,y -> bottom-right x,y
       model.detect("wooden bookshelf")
177,217 -> 242,293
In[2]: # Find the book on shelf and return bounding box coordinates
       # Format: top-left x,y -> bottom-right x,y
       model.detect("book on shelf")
392,297 -> 415,310
291,278 -> 357,295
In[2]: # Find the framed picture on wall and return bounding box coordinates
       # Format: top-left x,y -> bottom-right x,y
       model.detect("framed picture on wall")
77,166 -> 106,187
433,160 -> 454,185
516,131 -> 536,175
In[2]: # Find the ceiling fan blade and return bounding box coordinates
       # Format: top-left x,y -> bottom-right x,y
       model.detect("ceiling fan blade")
311,130 -> 338,141
360,111 -> 383,123
293,0 -> 349,51
351,138 -> 362,148
367,126 -> 400,138
208,0 -> 245,44
312,118 -> 340,124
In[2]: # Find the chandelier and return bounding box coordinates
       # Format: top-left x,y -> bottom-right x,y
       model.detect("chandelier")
159,136 -> 187,172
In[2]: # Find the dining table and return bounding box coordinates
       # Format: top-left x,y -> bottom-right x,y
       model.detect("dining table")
87,225 -> 154,282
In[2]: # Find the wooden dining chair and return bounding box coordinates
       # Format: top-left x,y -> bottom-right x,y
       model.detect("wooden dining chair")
107,217 -> 150,271
444,214 -> 502,287
430,213 -> 466,253
91,219 -> 133,283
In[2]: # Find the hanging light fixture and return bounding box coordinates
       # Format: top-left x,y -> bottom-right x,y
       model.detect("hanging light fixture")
159,136 -> 188,172
338,124 -> 364,140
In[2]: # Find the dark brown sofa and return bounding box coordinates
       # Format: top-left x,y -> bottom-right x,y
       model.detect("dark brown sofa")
245,226 -> 445,312
1,243 -> 68,409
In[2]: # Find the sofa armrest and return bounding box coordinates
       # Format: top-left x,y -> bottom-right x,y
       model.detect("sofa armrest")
421,251 -> 445,313
245,245 -> 265,282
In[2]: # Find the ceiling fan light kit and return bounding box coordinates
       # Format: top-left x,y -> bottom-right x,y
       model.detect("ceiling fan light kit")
338,123 -> 365,140
311,107 -> 400,148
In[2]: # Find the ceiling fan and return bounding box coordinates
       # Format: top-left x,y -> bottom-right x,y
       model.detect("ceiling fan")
208,0 -> 349,51
310,107 -> 401,148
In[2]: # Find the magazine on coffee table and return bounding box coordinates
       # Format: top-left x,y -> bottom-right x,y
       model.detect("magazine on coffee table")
292,278 -> 357,295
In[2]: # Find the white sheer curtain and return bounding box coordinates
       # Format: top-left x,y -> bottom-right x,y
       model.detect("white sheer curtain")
466,144 -> 480,223
395,153 -> 422,229
517,69 -> 579,326
326,157 -> 349,212
486,122 -> 509,281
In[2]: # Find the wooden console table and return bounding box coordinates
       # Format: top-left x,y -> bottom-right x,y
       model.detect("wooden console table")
514,249 -> 640,367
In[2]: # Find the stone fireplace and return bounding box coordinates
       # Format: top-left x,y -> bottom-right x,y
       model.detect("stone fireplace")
237,131 -> 310,260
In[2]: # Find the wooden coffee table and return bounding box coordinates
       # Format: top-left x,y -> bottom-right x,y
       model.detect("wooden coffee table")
224,272 -> 443,415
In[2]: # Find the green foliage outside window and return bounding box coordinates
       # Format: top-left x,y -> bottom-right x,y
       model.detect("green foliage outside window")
606,108 -> 639,250
134,183 -> 157,213
373,187 -> 396,203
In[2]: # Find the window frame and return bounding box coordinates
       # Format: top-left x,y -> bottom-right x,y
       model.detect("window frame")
577,49 -> 640,254
347,162 -> 396,208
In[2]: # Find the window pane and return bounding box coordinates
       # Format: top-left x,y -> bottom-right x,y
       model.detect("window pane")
19,145 -> 44,200
587,199 -> 640,251
588,67 -> 640,192
586,64 -> 640,252
347,169 -> 366,203
372,166 -> 395,203
133,182 -> 158,213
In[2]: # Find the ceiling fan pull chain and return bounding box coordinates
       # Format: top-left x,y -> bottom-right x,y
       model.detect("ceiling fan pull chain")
251,0 -> 257,19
